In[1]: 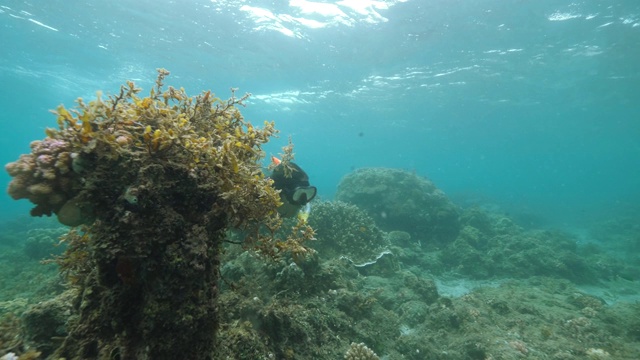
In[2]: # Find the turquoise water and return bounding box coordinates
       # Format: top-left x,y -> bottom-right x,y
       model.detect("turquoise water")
2,2 -> 640,358
2,0 -> 639,227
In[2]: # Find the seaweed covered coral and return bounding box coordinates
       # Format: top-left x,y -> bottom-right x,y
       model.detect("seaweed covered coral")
6,70 -> 280,228
4,69 -> 312,359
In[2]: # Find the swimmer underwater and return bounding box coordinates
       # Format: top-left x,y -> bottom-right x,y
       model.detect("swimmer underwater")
269,157 -> 317,218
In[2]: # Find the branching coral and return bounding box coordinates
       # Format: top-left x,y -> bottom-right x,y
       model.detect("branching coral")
308,201 -> 389,266
344,342 -> 380,360
5,69 -> 313,359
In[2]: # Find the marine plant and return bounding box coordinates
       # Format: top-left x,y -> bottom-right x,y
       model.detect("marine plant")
4,69 -> 313,359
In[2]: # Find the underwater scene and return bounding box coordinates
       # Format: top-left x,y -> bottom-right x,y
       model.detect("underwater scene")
1,0 -> 639,359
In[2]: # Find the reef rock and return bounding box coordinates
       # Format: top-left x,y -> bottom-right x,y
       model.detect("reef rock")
336,168 -> 460,244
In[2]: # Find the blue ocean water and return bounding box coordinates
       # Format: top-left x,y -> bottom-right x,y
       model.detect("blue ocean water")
1,0 -> 639,229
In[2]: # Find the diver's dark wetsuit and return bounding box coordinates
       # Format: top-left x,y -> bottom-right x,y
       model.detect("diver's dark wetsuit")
271,163 -> 317,217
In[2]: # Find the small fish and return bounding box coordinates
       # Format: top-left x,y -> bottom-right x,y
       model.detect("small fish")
271,156 -> 281,165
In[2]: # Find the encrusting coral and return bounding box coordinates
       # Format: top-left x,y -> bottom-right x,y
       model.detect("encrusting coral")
4,69 -> 313,359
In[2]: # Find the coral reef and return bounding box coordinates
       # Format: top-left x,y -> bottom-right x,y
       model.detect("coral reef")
0,299 -> 28,316
0,226 -> 62,310
0,314 -> 22,355
4,70 -> 311,359
2,202 -> 640,359
21,291 -> 75,357
437,207 -> 632,282
216,239 -> 640,359
23,227 -> 67,260
5,116 -> 640,360
308,201 -> 390,266
335,168 -> 460,244
588,213 -> 640,276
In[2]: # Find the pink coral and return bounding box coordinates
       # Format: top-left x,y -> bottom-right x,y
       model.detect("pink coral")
5,138 -> 77,217
27,183 -> 53,195
36,154 -> 55,166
